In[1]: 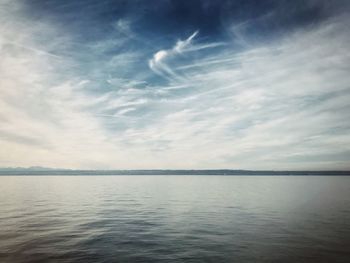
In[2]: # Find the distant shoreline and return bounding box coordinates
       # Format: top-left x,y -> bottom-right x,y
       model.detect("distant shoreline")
0,169 -> 349,176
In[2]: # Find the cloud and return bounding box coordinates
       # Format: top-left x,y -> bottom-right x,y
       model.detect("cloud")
149,30 -> 223,80
142,16 -> 350,169
1,1 -> 350,169
173,31 -> 198,53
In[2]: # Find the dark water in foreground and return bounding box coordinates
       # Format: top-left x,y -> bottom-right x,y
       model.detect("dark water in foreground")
0,176 -> 349,263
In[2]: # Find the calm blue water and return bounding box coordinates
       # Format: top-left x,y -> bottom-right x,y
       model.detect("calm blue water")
0,176 -> 349,263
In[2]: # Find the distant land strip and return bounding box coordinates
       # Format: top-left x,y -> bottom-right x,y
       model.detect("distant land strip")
0,168 -> 349,175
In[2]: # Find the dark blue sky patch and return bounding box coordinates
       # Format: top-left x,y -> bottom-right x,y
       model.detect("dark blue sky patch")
24,0 -> 343,44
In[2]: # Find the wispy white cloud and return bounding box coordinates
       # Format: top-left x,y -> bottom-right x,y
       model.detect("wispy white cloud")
1,1 -> 350,169
148,30 -> 223,80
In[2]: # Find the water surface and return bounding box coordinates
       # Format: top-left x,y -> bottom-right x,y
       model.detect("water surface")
0,176 -> 349,262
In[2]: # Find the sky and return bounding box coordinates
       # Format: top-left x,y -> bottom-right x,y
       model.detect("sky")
0,0 -> 350,170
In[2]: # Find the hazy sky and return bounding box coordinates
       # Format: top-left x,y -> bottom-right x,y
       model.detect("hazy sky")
0,0 -> 350,170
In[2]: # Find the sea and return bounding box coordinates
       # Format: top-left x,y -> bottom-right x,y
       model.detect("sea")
0,175 -> 349,262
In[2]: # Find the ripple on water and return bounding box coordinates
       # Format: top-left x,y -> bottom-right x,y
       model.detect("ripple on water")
0,176 -> 349,263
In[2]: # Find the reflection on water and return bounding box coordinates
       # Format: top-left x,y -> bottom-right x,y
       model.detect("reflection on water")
0,176 -> 349,262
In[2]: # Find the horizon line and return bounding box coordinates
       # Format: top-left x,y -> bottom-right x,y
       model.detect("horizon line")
1,167 -> 349,176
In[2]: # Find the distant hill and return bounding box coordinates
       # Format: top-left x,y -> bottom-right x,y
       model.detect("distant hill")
0,167 -> 349,175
